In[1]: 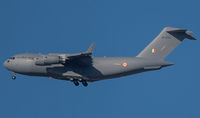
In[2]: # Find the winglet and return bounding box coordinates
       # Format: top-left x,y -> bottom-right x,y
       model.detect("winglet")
87,43 -> 95,54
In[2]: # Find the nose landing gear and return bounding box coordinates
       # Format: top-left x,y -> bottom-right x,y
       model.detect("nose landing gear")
12,75 -> 16,80
11,72 -> 16,80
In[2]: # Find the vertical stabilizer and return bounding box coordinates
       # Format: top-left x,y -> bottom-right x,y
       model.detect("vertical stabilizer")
137,27 -> 196,59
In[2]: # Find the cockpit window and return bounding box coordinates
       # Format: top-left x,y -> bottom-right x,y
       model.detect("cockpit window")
9,57 -> 15,60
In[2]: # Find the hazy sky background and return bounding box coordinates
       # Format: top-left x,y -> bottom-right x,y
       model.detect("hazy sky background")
0,0 -> 200,118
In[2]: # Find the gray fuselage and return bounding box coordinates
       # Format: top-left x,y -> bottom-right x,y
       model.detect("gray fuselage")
3,54 -> 172,82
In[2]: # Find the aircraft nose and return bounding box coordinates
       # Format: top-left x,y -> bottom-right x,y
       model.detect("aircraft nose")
3,59 -> 10,70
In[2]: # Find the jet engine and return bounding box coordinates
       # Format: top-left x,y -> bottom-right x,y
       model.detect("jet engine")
35,55 -> 64,66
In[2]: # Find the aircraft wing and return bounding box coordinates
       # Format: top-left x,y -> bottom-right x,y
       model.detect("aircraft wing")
64,43 -> 94,65
67,43 -> 94,59
48,43 -> 94,65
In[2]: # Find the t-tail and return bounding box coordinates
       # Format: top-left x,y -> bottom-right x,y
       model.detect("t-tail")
137,27 -> 197,60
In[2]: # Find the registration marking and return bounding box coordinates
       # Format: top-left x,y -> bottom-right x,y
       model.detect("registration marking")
160,45 -> 166,51
26,59 -> 33,62
112,63 -> 121,66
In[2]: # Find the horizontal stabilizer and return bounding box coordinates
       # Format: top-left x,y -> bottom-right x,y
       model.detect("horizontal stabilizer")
167,28 -> 197,40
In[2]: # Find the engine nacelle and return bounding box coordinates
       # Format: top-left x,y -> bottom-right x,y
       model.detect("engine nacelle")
35,55 -> 61,66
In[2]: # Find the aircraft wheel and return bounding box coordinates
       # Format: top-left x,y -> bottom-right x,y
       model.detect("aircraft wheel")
73,80 -> 79,86
82,80 -> 88,87
12,76 -> 16,80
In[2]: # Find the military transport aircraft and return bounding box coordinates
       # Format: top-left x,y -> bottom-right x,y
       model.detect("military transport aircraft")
3,27 -> 196,86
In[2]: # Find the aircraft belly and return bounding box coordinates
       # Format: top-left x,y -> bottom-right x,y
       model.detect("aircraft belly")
46,65 -> 102,81
43,57 -> 172,81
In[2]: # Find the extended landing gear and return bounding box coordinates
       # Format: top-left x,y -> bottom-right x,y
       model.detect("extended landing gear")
81,80 -> 88,87
72,79 -> 88,87
73,80 -> 79,86
11,72 -> 16,80
12,75 -> 16,80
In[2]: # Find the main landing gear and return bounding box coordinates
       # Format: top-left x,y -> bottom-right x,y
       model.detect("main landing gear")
81,80 -> 88,87
73,80 -> 79,86
72,79 -> 88,87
